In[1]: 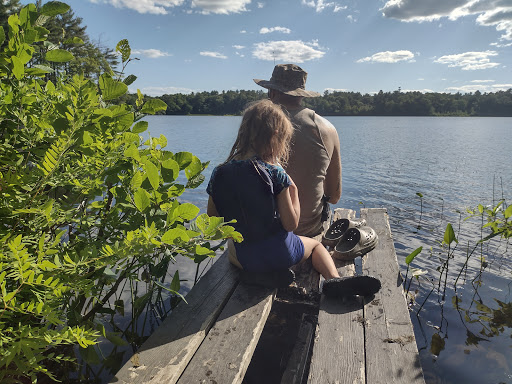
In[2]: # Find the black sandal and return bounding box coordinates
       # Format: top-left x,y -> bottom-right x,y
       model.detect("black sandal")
240,269 -> 295,288
323,275 -> 381,298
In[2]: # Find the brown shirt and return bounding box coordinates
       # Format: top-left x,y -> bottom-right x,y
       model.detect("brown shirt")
284,107 -> 341,237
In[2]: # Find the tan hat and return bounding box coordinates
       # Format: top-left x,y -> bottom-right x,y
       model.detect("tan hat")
253,64 -> 321,98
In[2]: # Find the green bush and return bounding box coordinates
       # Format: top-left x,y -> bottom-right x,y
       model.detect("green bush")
0,2 -> 240,382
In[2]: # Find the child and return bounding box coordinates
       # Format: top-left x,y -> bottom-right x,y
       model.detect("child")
206,99 -> 378,297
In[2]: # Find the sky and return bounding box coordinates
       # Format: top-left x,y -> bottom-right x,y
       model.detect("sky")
28,0 -> 512,96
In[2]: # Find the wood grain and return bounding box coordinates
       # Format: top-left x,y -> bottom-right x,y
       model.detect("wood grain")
361,208 -> 426,384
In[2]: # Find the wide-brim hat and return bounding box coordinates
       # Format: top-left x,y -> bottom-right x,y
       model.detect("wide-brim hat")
253,64 -> 321,98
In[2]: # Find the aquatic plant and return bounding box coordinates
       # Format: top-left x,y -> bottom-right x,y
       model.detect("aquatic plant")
0,3 -> 239,382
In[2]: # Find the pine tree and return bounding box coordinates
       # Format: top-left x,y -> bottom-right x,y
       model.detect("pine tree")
31,2 -> 119,80
0,0 -> 21,32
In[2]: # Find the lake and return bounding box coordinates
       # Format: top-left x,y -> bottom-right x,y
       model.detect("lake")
120,115 -> 512,383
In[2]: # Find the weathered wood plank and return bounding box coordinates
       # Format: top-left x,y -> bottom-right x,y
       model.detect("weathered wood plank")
361,208 -> 426,384
177,283 -> 276,384
308,208 -> 366,384
280,313 -> 315,384
110,251 -> 239,384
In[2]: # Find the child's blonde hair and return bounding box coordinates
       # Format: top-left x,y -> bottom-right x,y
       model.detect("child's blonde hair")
226,99 -> 293,165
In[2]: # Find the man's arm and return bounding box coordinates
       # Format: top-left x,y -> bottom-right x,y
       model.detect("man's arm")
324,129 -> 342,204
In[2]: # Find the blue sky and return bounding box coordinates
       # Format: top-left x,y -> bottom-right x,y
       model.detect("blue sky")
32,0 -> 512,96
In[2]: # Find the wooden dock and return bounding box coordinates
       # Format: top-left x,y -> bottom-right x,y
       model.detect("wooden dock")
111,208 -> 425,384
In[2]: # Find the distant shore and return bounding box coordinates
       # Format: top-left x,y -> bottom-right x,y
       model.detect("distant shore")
120,88 -> 512,117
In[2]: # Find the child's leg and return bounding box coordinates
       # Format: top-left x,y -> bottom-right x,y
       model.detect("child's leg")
227,239 -> 243,269
299,236 -> 340,280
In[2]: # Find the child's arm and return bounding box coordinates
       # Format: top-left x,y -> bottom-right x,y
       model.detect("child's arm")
207,196 -> 220,217
276,177 -> 301,232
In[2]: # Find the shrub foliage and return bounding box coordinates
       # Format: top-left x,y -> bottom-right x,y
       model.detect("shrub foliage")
0,2 -> 239,382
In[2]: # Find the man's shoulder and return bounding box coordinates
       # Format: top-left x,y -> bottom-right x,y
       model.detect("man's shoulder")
312,112 -> 336,132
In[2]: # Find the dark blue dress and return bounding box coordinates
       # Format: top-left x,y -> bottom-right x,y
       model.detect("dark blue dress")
207,157 -> 305,272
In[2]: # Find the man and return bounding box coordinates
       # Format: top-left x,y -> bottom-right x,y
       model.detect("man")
254,64 -> 342,237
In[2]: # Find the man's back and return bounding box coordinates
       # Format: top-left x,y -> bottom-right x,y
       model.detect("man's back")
285,107 -> 341,237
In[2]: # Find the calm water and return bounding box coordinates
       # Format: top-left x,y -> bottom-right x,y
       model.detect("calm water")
129,116 -> 512,383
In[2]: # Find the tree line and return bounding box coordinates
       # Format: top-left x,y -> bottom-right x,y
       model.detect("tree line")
120,88 -> 512,117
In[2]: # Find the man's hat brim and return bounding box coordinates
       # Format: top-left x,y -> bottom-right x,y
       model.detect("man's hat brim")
253,79 -> 321,98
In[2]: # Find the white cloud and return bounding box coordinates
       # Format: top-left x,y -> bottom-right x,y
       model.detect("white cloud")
260,26 -> 292,34
135,86 -> 195,96
470,79 -> 495,83
491,41 -> 512,47
401,88 -> 435,93
132,49 -> 171,58
93,0 -> 252,14
233,45 -> 245,49
346,14 -> 356,22
324,88 -> 349,93
90,0 -> 184,15
434,51 -> 500,70
200,51 -> 228,59
381,0 -> 512,41
257,2 -> 264,8
334,5 -> 347,12
357,50 -> 415,63
240,30 -> 247,34
190,0 -> 251,14
253,40 -> 326,63
302,0 -> 345,13
445,83 -> 512,93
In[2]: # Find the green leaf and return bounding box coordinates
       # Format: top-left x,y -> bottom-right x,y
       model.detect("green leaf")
25,65 -> 54,76
11,55 -> 24,80
46,49 -> 74,63
132,121 -> 148,133
116,39 -> 131,62
475,301 -> 492,314
194,245 -> 215,258
63,37 -> 83,45
174,152 -> 193,169
185,156 -> 202,180
430,333 -> 445,356
177,203 -> 200,221
144,160 -> 160,190
133,293 -> 151,316
504,205 -> 512,219
79,346 -> 100,365
478,204 -> 484,214
416,192 -> 423,198
114,300 -> 124,316
124,144 -> 141,162
3,291 -> 16,303
443,223 -> 457,245
123,74 -> 137,85
140,98 -> 167,114
0,27 -> 5,46
405,246 -> 422,265
99,74 -> 128,101
106,332 -> 129,347
40,1 -> 70,16
170,270 -> 180,292
34,26 -> 49,41
161,228 -> 189,244
133,189 -> 151,212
